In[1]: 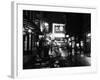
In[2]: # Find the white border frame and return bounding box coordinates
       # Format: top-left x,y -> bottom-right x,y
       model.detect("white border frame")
11,1 -> 97,78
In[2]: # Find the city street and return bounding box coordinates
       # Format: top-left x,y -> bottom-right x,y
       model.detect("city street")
23,48 -> 91,69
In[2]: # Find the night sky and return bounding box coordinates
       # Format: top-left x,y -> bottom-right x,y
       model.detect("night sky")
43,11 -> 91,36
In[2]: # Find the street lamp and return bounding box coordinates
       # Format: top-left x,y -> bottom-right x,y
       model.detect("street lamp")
28,29 -> 32,33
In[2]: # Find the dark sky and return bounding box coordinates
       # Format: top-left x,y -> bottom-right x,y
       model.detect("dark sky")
66,13 -> 91,35
43,11 -> 91,36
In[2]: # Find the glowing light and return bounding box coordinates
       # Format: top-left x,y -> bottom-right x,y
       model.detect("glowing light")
68,38 -> 71,41
66,35 -> 69,38
76,43 -> 79,47
28,29 -> 32,33
60,26 -> 63,31
39,35 -> 43,39
80,41 -> 84,47
69,42 -> 72,46
37,42 -> 39,46
87,33 -> 91,37
53,33 -> 65,38
44,22 -> 49,26
40,25 -> 43,32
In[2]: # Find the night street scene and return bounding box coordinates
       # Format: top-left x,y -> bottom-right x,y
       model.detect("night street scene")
23,10 -> 91,69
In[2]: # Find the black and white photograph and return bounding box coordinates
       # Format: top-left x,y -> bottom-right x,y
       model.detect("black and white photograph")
23,10 -> 91,69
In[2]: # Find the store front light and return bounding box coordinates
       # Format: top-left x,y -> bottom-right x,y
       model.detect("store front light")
66,35 -> 69,38
76,43 -> 79,47
44,22 -> 49,26
39,35 -> 43,39
60,26 -> 63,31
69,42 -> 72,46
80,41 -> 84,47
68,38 -> 71,41
87,33 -> 91,37
28,29 -> 32,33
